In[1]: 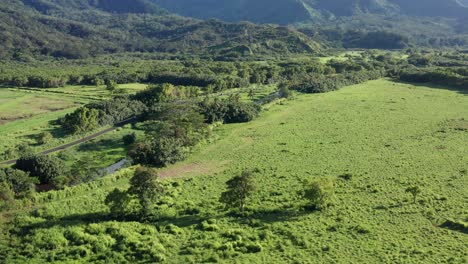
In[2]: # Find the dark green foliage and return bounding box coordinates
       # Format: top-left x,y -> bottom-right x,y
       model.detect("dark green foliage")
220,169 -> 256,213
0,1 -> 320,60
303,180 -> 334,210
104,188 -> 133,219
399,68 -> 468,91
0,182 -> 15,211
129,138 -> 187,167
278,83 -> 292,99
61,107 -> 99,135
105,167 -> 165,218
0,168 -> 37,198
86,96 -> 147,126
128,167 -> 165,217
15,155 -> 68,185
129,103 -> 208,167
199,96 -> 261,124
287,70 -> 385,94
105,80 -> 118,92
122,133 -> 137,146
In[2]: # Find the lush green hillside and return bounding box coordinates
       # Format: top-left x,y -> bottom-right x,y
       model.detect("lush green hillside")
150,0 -> 468,48
0,0 -> 320,60
1,80 -> 467,262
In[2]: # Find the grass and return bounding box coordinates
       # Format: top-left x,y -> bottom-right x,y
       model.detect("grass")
0,84 -> 147,160
2,79 -> 467,263
0,89 -> 80,125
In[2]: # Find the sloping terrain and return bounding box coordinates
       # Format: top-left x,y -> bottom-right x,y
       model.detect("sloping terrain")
153,0 -> 468,23
0,0 -> 320,59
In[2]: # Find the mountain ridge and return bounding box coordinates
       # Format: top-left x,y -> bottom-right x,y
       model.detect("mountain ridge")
152,0 -> 468,24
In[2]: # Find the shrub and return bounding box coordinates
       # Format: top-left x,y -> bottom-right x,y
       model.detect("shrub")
122,133 -> 137,146
278,83 -> 292,99
303,180 -> 335,210
37,132 -> 53,145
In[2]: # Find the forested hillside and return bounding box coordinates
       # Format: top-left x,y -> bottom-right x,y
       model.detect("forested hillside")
153,0 -> 468,23
0,0 -> 319,60
153,0 -> 468,49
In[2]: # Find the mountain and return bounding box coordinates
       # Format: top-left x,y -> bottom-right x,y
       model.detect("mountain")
0,0 -> 320,60
153,0 -> 468,24
152,0 -> 311,24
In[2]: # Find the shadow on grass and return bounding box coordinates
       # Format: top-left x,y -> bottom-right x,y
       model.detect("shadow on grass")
77,138 -> 122,152
394,80 -> 468,96
16,211 -> 211,235
228,207 -> 311,225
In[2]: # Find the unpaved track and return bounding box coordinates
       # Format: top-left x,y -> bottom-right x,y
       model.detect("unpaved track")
0,118 -> 135,166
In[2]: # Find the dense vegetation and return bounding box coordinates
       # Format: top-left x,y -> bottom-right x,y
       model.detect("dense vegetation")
1,1 -> 468,262
0,0 -> 319,60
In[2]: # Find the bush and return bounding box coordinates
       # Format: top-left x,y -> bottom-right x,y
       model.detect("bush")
122,133 -> 137,146
37,132 -> 53,145
303,180 -> 335,210
278,83 -> 292,99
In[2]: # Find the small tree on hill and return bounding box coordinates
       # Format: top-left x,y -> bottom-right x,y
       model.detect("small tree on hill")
128,167 -> 165,217
104,188 -> 133,219
405,186 -> 421,204
303,180 -> 334,211
220,169 -> 256,214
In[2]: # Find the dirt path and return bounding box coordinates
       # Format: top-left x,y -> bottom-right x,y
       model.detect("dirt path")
0,118 -> 135,166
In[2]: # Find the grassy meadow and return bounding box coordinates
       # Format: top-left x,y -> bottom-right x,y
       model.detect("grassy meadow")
0,84 -> 147,161
2,79 -> 467,263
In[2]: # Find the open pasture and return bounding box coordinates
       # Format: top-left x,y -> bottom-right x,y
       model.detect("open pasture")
3,79 -> 467,263
0,89 -> 79,125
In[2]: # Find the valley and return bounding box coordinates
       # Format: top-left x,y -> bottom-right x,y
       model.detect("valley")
0,1 -> 467,263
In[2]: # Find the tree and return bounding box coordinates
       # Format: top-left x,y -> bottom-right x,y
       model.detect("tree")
122,133 -> 137,145
15,155 -> 68,186
220,169 -> 256,214
0,182 -> 15,211
278,83 -> 292,99
62,107 -> 99,135
0,168 -> 37,198
104,188 -> 133,219
128,167 -> 165,217
303,180 -> 334,211
405,186 -> 421,204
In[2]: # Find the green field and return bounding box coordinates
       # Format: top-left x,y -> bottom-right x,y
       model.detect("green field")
0,84 -> 147,160
0,89 -> 80,125
3,79 -> 467,263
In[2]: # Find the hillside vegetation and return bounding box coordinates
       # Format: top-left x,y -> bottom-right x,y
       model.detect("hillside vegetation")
0,0 -> 319,60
